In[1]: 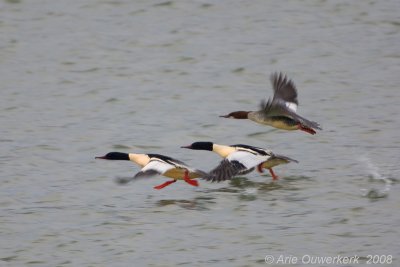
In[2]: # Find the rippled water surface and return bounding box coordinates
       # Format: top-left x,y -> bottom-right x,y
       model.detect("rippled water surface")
1,0 -> 399,266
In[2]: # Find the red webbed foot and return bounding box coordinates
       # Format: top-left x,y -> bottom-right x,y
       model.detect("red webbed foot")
154,180 -> 177,190
269,168 -> 279,180
183,170 -> 199,187
184,178 -> 199,187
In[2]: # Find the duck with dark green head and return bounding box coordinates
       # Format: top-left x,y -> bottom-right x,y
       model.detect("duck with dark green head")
182,141 -> 298,181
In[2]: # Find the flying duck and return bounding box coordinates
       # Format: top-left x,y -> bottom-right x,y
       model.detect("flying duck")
95,152 -> 206,189
181,142 -> 298,181
220,72 -> 322,135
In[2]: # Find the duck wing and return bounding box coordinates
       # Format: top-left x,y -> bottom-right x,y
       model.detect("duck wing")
232,144 -> 273,156
203,151 -> 269,182
270,72 -> 298,111
115,159 -> 174,184
203,159 -> 248,182
261,99 -> 322,130
238,167 -> 255,175
147,154 -> 188,168
135,160 -> 175,178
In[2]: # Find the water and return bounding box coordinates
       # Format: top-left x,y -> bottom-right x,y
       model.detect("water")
1,0 -> 399,266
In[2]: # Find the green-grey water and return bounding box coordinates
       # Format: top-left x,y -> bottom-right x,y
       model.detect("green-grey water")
1,1 -> 399,266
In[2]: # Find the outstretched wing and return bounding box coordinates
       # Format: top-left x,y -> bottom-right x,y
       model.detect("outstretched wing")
238,167 -> 255,175
232,144 -> 273,156
203,159 -> 248,182
115,160 -> 174,184
270,72 -> 298,111
227,151 -> 269,169
136,160 -> 174,177
203,151 -> 269,182
261,99 -> 322,130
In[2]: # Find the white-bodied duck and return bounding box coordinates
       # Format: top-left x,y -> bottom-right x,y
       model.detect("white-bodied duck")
220,72 -> 321,135
95,152 -> 206,189
182,142 -> 298,181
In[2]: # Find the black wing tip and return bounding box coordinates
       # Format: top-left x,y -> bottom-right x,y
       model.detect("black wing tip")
270,71 -> 288,83
270,71 -> 282,78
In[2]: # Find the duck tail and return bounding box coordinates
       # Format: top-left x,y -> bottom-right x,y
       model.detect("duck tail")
272,154 -> 299,164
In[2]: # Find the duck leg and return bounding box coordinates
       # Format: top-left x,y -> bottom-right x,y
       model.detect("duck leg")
183,170 -> 199,187
268,168 -> 279,180
258,164 -> 278,180
154,179 -> 177,190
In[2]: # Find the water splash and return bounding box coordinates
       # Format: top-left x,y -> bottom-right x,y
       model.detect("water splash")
358,155 -> 392,199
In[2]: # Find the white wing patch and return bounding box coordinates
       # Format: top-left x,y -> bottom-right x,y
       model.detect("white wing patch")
227,151 -> 270,169
286,102 -> 297,112
141,160 -> 174,175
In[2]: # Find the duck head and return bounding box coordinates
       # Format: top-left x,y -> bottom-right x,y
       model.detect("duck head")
95,152 -> 129,160
181,142 -> 213,151
219,111 -> 250,119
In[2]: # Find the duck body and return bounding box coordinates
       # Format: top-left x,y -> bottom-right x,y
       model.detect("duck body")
145,154 -> 204,180
260,154 -> 295,169
248,113 -> 300,131
229,144 -> 297,175
182,142 -> 297,181
220,72 -> 321,135
96,152 -> 205,189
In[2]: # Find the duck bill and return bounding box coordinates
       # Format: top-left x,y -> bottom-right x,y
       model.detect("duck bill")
219,114 -> 229,118
180,145 -> 191,149
95,155 -> 107,159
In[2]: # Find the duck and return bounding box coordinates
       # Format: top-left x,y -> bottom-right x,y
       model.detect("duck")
220,72 -> 322,135
95,152 -> 206,190
181,141 -> 298,181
